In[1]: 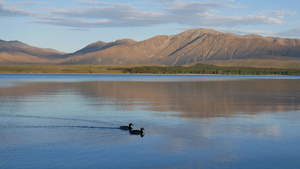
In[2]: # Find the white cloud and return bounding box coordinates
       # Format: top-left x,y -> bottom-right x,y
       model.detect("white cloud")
172,26 -> 274,36
29,16 -> 111,28
0,0 -> 284,29
44,4 -> 167,28
79,0 -> 131,6
30,1 -> 282,29
19,1 -> 47,6
166,1 -> 238,13
0,1 -> 31,17
52,5 -> 140,20
262,10 -> 297,19
166,12 -> 282,27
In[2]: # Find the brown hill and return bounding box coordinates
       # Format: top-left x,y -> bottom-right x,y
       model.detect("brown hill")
64,28 -> 300,66
1,28 -> 300,67
0,40 -> 65,64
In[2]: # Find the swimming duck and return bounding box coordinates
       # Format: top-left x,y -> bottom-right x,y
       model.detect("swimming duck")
119,123 -> 133,130
130,127 -> 144,135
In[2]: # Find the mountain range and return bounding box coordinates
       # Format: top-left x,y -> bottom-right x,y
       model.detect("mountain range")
1,28 -> 300,68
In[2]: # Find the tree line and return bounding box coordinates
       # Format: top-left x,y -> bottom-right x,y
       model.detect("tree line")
114,63 -> 300,75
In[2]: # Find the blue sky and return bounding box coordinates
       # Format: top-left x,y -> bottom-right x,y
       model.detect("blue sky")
1,0 -> 300,53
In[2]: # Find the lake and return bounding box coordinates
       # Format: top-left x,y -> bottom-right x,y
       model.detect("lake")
1,74 -> 300,169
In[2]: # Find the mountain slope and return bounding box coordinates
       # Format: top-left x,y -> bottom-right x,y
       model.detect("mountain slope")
64,28 -> 300,65
0,40 -> 65,64
1,28 -> 300,67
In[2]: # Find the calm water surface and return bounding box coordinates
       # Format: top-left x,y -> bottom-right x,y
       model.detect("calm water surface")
1,74 -> 300,169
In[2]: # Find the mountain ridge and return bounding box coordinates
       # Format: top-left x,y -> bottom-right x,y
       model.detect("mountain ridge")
1,28 -> 300,67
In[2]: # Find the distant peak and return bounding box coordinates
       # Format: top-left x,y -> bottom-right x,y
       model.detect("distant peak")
185,28 -> 221,35
0,40 -> 26,45
175,28 -> 225,39
114,39 -> 137,45
8,40 -> 28,47
90,41 -> 107,46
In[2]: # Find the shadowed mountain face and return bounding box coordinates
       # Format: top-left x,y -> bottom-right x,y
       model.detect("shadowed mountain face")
1,28 -> 300,66
65,39 -> 138,57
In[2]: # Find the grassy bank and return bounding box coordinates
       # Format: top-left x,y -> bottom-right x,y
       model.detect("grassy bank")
1,64 -> 300,75
0,65 -> 126,74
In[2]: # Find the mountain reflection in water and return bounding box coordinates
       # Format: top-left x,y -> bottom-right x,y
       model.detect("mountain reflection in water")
1,79 -> 299,118
1,75 -> 300,169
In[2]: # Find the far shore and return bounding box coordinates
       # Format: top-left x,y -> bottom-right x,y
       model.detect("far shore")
0,64 -> 299,75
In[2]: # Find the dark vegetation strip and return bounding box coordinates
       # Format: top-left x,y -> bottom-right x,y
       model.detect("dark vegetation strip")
112,63 -> 300,75
0,63 -> 299,75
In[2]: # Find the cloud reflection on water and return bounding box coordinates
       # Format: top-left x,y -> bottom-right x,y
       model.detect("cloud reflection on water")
1,77 -> 300,168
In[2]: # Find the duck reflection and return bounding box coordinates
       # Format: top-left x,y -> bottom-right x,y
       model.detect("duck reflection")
129,128 -> 145,137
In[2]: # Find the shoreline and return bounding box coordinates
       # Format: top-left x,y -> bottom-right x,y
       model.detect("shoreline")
0,73 -> 299,77
0,64 -> 299,75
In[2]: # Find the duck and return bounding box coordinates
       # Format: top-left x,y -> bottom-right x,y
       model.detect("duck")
130,127 -> 144,135
119,123 -> 133,130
